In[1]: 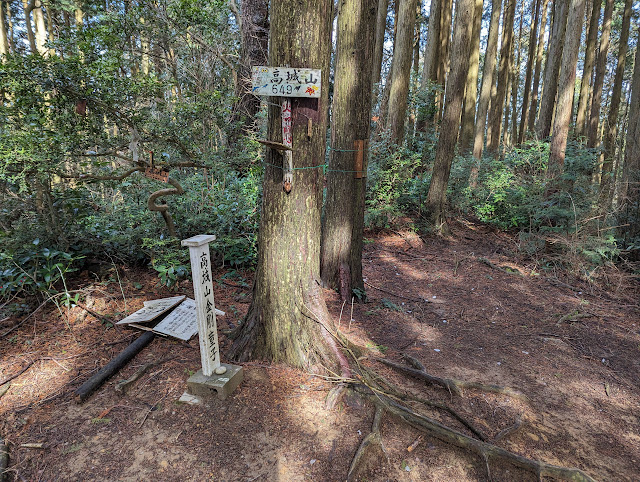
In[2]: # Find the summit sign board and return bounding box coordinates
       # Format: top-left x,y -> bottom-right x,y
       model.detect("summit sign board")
251,66 -> 321,98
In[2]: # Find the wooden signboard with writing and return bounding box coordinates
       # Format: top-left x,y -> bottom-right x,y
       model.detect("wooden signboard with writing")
252,66 -> 321,98
144,167 -> 169,183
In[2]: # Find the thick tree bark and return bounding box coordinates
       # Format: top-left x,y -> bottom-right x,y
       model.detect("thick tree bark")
587,0 -> 613,148
228,0 -> 339,369
458,0 -> 483,152
486,0 -> 516,155
547,0 -> 586,180
527,0 -> 549,132
536,0 -> 568,139
229,0 -> 269,143
321,0 -> 378,301
574,0 -> 600,139
620,36 -> 640,214
424,0 -> 474,228
600,0 -> 632,205
517,0 -> 541,144
470,0 -> 501,169
387,0 -> 418,143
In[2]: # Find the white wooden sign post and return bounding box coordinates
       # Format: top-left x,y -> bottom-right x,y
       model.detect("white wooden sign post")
181,234 -> 223,376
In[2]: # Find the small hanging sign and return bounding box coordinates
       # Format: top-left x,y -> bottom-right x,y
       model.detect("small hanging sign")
144,167 -> 169,183
252,66 -> 321,98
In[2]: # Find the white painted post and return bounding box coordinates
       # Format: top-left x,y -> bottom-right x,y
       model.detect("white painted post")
181,235 -> 220,376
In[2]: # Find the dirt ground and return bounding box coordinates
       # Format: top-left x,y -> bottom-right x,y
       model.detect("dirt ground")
1,218 -> 639,481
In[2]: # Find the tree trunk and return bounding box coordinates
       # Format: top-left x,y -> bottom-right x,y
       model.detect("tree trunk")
321,0 -> 378,301
517,0 -> 541,144
574,0 -> 600,140
228,0 -> 340,370
470,0 -> 501,173
600,0 -> 632,204
587,0 -> 613,149
33,0 -> 47,55
620,34 -> 640,217
509,0 -> 524,146
372,0 -> 389,89
387,0 -> 418,143
458,0 -> 483,153
22,0 -> 37,53
486,0 -> 516,155
527,0 -> 549,133
547,0 -> 586,180
435,0 -> 453,124
536,0 -> 568,139
417,0 -> 441,131
424,0 -> 474,228
0,0 -> 9,57
230,0 -> 269,143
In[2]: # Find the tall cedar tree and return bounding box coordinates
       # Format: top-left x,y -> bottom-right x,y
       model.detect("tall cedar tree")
527,0 -> 549,133
536,0 -> 568,139
517,0 -> 541,144
600,0 -> 632,204
459,0 -> 483,152
587,0 -> 614,148
547,0 -> 586,179
229,0 -> 269,143
418,0 -> 442,131
424,0 -> 474,228
620,34 -> 640,214
486,0 -> 516,154
435,0 -> 453,124
575,0 -> 601,139
228,0 -> 346,372
321,0 -> 378,300
387,0 -> 418,143
372,0 -> 389,90
471,0 -> 502,174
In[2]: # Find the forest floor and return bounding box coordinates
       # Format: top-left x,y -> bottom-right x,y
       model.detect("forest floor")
1,217 -> 639,482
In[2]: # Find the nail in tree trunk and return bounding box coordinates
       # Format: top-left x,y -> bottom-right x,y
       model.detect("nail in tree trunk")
517,0 -> 541,144
620,33 -> 640,216
458,0 -> 483,153
228,0 -> 342,369
536,0 -> 569,139
527,0 -> 549,135
321,0 -> 378,301
574,0 -> 600,140
424,0 -> 474,229
470,0 -> 501,179
387,0 -> 418,143
547,0 -> 586,180
230,0 -> 269,143
600,0 -> 632,206
486,0 -> 516,155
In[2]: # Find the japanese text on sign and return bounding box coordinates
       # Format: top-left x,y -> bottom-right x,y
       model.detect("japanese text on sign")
252,66 -> 321,98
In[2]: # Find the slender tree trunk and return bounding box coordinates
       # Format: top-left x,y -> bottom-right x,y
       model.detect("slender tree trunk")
620,35 -> 640,217
470,0 -> 501,174
417,0 -> 441,130
587,0 -> 613,148
458,0 -> 483,152
229,0 -> 269,143
372,0 -> 389,89
387,0 -> 418,143
536,0 -> 568,139
547,0 -> 586,180
228,0 -> 340,370
321,0 -> 378,301
406,0 -> 422,145
517,0 -> 541,144
435,0 -> 453,124
600,0 -> 632,204
486,0 -> 516,154
527,0 -> 549,133
22,0 -> 37,53
510,0 -> 524,146
33,0 -> 47,55
0,1 -> 9,57
424,0 -> 474,228
574,0 -> 600,139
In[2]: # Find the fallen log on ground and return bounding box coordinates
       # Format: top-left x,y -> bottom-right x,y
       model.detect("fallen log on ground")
74,331 -> 155,403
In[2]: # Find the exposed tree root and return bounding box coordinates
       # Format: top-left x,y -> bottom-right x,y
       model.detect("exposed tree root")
346,404 -> 388,481
478,257 -> 523,276
379,355 -> 528,401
